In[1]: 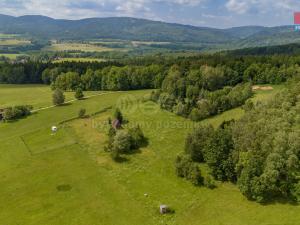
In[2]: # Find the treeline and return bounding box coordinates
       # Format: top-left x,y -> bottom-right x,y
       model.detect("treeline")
226,43 -> 300,56
1,54 -> 300,92
150,65 -> 253,121
179,79 -> 300,203
0,61 -> 122,84
49,64 -> 165,91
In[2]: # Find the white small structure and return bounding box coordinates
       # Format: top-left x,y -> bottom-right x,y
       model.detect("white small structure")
160,205 -> 168,214
51,126 -> 58,132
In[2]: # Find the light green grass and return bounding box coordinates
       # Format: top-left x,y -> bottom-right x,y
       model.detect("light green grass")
0,84 -> 298,225
52,57 -> 106,63
0,33 -> 20,39
0,39 -> 31,46
252,84 -> 284,103
43,43 -> 115,52
21,126 -> 77,155
0,54 -> 24,59
0,84 -> 103,109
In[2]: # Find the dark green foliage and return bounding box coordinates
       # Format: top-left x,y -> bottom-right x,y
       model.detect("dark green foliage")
291,182 -> 300,202
184,125 -> 214,162
204,175 -> 216,189
205,125 -> 236,182
75,88 -> 84,100
243,99 -> 254,111
54,72 -> 81,91
150,90 -> 161,102
113,108 -> 123,124
52,89 -> 65,105
128,126 -> 147,149
181,80 -> 300,202
78,108 -> 86,118
112,130 -> 132,154
175,154 -> 204,186
105,112 -> 147,161
156,80 -> 253,122
158,93 -> 176,111
2,105 -> 33,121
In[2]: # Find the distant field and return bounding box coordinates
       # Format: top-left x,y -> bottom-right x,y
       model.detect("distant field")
43,43 -> 115,52
0,84 -> 298,225
0,33 -> 20,39
0,39 -> 31,46
0,84 -> 103,109
53,57 -> 106,63
0,54 -> 24,59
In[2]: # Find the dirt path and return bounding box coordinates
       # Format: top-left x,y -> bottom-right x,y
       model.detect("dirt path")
252,85 -> 274,91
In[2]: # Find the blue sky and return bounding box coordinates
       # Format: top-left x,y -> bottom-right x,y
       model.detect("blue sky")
0,0 -> 299,28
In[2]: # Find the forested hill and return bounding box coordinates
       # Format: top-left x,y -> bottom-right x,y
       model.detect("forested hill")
0,14 -> 299,47
225,43 -> 300,56
0,14 -> 232,43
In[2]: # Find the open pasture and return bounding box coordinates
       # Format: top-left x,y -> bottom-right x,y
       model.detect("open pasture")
0,84 -> 103,110
21,126 -> 77,155
0,33 -> 20,39
0,39 -> 31,46
43,43 -> 115,52
52,57 -> 106,63
0,53 -> 24,59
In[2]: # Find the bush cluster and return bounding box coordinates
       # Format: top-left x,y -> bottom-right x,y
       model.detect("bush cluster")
2,105 -> 33,121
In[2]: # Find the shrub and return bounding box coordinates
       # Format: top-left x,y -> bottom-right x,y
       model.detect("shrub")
52,89 -> 65,105
75,87 -> 84,100
112,130 -> 132,154
78,108 -> 86,118
113,108 -> 123,124
2,105 -> 33,121
204,175 -> 217,189
175,154 -> 203,186
128,126 -> 147,149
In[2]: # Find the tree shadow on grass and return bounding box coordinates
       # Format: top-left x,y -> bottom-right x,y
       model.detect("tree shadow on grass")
114,156 -> 129,163
58,102 -> 72,107
56,184 -> 72,192
260,197 -> 299,206
2,112 -> 36,123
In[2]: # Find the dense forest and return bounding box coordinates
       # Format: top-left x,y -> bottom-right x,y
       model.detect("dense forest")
2,53 -> 300,86
178,79 -> 300,203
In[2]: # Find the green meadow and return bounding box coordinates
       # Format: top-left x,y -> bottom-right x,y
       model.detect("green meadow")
0,54 -> 24,59
43,43 -> 115,52
0,85 -> 299,225
0,84 -> 104,109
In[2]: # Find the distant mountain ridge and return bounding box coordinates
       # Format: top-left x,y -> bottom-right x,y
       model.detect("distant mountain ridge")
0,14 -> 298,47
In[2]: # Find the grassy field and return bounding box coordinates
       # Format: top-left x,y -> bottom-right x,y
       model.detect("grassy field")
52,57 -> 106,63
43,43 -> 115,52
0,84 -> 104,109
0,33 -> 20,38
0,54 -> 25,59
0,85 -> 299,225
0,39 -> 31,46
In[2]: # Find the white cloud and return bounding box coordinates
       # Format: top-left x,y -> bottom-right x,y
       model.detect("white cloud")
226,0 -> 300,14
0,0 -> 207,19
